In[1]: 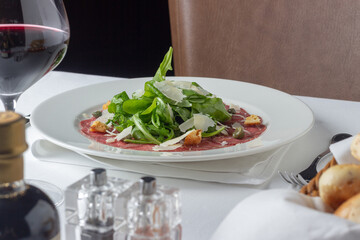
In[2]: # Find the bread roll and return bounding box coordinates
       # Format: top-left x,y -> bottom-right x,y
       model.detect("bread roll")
319,164 -> 360,210
335,193 -> 360,223
351,134 -> 360,161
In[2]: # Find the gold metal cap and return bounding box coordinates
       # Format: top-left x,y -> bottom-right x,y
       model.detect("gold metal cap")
0,112 -> 28,158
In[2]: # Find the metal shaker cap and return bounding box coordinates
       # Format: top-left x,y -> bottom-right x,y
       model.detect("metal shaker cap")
90,168 -> 107,187
140,176 -> 156,195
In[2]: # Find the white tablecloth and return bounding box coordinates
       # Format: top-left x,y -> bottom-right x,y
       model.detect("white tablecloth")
4,71 -> 360,240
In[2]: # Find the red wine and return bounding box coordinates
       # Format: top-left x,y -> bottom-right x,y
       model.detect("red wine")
0,24 -> 69,95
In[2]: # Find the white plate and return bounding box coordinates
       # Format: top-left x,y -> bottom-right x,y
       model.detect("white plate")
31,76 -> 314,162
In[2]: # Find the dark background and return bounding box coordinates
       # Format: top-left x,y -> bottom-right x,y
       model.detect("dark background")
56,0 -> 173,78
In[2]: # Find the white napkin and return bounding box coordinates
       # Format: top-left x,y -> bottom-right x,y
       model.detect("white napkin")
329,136 -> 359,164
211,137 -> 360,239
31,139 -> 290,185
210,189 -> 360,240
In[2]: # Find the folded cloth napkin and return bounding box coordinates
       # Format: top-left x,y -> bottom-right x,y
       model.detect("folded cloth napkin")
31,139 -> 290,185
329,136 -> 359,164
210,189 -> 360,240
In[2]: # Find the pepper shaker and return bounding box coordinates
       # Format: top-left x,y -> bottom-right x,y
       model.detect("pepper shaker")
125,176 -> 182,240
78,168 -> 115,234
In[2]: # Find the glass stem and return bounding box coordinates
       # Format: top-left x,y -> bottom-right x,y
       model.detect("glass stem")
0,94 -> 21,111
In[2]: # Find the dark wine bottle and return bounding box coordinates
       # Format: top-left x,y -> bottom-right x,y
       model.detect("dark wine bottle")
0,112 -> 60,240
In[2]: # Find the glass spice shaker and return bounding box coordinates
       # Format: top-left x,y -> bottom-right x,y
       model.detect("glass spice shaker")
77,168 -> 115,235
125,176 -> 182,240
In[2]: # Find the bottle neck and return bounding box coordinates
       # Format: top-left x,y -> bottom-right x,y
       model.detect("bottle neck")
0,155 -> 24,184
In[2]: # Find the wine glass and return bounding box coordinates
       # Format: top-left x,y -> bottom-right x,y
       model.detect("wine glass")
0,0 -> 70,206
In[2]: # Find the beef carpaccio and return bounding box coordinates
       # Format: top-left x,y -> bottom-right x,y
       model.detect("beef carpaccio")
79,106 -> 266,152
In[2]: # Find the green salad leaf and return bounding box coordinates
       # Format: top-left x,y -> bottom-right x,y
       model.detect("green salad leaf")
192,97 -> 231,122
123,99 -> 152,115
153,46 -> 173,82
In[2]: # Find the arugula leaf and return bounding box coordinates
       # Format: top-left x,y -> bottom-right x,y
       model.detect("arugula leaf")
132,113 -> 161,145
131,126 -> 145,140
111,114 -> 132,132
153,47 -> 173,82
192,97 -> 231,122
191,82 -> 211,96
202,126 -> 226,137
112,91 -> 129,103
155,97 -> 173,125
123,99 -> 152,115
172,106 -> 191,122
147,125 -> 174,142
141,98 -> 157,115
176,99 -> 192,107
108,91 -> 130,114
145,47 -> 174,96
124,139 -> 154,144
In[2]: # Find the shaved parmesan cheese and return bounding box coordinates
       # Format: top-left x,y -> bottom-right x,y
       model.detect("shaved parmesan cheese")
96,109 -> 114,124
152,143 -> 182,151
221,141 -> 228,146
179,118 -> 194,132
153,80 -> 210,104
172,81 -> 192,89
194,114 -> 215,132
105,129 -> 117,136
172,80 -> 209,96
179,114 -> 216,132
159,129 -> 195,147
105,126 -> 132,143
153,81 -> 185,103
106,138 -> 116,143
115,126 -> 132,140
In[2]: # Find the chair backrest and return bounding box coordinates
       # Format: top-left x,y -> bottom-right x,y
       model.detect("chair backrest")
168,0 -> 360,101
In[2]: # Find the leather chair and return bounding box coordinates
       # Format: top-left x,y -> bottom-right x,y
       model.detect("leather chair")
168,0 -> 360,101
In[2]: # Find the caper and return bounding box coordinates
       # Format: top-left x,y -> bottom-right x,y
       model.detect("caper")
227,108 -> 236,114
232,126 -> 245,139
92,110 -> 102,118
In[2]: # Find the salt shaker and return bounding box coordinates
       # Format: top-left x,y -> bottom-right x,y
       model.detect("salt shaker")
77,168 -> 115,234
125,176 -> 182,240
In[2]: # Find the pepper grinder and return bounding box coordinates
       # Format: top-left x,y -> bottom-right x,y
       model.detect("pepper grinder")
125,176 -> 182,240
78,168 -> 115,234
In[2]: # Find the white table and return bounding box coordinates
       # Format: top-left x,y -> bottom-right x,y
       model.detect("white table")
5,71 -> 360,240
